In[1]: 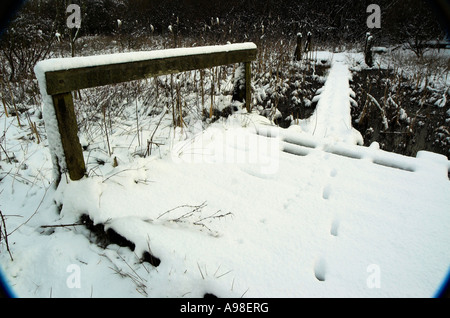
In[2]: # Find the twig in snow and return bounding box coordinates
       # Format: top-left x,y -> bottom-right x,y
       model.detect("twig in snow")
157,201 -> 232,235
40,222 -> 83,229
102,104 -> 112,157
197,262 -> 205,280
0,143 -> 13,164
101,167 -> 146,183
116,250 -> 146,283
145,109 -> 167,157
194,210 -> 233,226
110,250 -> 148,297
216,269 -> 233,279
156,201 -> 207,220
135,98 -> 140,147
240,287 -> 250,298
0,210 -> 13,261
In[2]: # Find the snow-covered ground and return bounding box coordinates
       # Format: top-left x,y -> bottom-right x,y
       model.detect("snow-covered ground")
1,48 -> 449,298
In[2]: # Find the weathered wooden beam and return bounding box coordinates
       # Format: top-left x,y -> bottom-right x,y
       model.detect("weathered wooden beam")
45,47 -> 257,95
52,92 -> 86,182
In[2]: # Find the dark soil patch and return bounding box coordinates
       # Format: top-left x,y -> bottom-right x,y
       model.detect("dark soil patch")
80,214 -> 161,267
350,68 -> 449,158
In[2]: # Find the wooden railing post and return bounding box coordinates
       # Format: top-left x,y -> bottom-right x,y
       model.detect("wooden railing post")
52,92 -> 86,183
245,61 -> 252,113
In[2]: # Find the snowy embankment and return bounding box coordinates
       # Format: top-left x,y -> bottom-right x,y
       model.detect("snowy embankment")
1,50 -> 449,298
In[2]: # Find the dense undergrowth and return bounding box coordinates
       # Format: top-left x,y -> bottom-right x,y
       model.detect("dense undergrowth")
349,49 -> 449,157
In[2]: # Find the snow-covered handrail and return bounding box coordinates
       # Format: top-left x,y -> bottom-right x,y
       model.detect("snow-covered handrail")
34,43 -> 257,185
37,43 -> 257,95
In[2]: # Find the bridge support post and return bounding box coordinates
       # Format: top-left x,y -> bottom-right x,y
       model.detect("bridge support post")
245,61 -> 252,113
52,92 -> 86,184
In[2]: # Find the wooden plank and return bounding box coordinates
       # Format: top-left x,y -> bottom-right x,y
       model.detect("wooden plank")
52,92 -> 86,182
45,48 -> 257,95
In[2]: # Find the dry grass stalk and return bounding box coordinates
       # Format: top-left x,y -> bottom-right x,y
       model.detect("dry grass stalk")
102,104 -> 112,156
26,112 -> 40,144
0,79 -> 9,117
5,80 -> 20,127
1,209 -> 14,261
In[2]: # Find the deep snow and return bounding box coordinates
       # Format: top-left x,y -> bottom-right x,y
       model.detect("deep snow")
1,49 -> 449,298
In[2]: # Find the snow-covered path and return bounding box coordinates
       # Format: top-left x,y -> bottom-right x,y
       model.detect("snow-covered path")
298,54 -> 363,145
